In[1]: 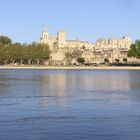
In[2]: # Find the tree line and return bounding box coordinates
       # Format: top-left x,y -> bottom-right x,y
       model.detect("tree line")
128,40 -> 140,59
0,36 -> 50,65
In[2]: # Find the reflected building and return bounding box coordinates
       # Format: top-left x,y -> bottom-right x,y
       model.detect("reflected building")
74,72 -> 131,91
40,70 -> 134,108
41,73 -> 67,108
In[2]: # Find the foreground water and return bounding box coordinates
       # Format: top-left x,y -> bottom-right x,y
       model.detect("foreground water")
0,69 -> 140,140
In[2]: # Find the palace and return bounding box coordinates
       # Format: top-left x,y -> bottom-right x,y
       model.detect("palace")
40,24 -> 132,64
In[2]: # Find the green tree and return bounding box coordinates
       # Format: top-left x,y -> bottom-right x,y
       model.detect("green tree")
104,58 -> 109,63
0,36 -> 12,46
128,43 -> 140,58
135,40 -> 140,50
0,36 -> 50,66
77,57 -> 85,64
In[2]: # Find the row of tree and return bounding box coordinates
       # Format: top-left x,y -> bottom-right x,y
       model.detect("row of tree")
0,36 -> 50,65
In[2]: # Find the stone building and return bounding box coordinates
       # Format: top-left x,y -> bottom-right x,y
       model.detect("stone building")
40,25 -> 131,63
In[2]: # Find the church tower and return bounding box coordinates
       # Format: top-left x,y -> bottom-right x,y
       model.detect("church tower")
40,23 -> 49,45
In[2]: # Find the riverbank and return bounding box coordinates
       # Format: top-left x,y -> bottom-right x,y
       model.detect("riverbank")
0,66 -> 140,70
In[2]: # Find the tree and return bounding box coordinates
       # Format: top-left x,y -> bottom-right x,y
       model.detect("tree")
104,58 -> 109,63
0,36 -> 12,46
77,57 -> 85,64
135,40 -> 140,50
0,36 -> 50,66
24,43 -> 50,65
13,42 -> 22,46
1,45 -> 11,65
128,43 -> 140,58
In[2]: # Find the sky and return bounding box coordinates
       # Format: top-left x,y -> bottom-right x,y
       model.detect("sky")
0,0 -> 140,43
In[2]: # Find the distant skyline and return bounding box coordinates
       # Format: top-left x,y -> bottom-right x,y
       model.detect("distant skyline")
0,0 -> 140,43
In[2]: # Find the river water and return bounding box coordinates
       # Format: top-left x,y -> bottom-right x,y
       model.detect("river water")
0,69 -> 140,140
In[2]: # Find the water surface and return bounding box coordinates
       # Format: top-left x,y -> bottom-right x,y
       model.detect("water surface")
0,69 -> 140,140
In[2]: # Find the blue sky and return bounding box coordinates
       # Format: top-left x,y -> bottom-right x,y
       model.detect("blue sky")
0,0 -> 140,43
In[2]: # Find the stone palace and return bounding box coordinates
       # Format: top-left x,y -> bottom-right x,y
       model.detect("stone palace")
40,24 -> 131,64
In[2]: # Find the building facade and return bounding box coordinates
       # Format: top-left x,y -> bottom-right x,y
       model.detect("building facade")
40,25 -> 131,63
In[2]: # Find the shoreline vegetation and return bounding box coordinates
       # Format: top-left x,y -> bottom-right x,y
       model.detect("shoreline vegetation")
0,36 -> 140,68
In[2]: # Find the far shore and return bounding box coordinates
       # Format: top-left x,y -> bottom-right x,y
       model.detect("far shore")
0,66 -> 140,70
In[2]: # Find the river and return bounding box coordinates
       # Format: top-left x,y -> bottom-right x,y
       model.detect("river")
0,69 -> 140,140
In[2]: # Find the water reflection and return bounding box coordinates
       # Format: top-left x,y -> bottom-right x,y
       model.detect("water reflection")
0,70 -> 140,140
39,70 -> 134,109
41,74 -> 67,108
81,73 -> 130,91
0,70 -> 140,106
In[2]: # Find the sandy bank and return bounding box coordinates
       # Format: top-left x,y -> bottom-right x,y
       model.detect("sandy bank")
0,66 -> 140,70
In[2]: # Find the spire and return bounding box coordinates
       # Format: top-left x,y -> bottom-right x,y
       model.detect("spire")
43,22 -> 47,32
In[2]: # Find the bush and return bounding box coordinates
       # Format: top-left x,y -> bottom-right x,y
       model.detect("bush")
104,58 -> 109,63
77,57 -> 85,64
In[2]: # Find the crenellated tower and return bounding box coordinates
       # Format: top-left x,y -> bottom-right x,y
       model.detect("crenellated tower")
57,30 -> 66,49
